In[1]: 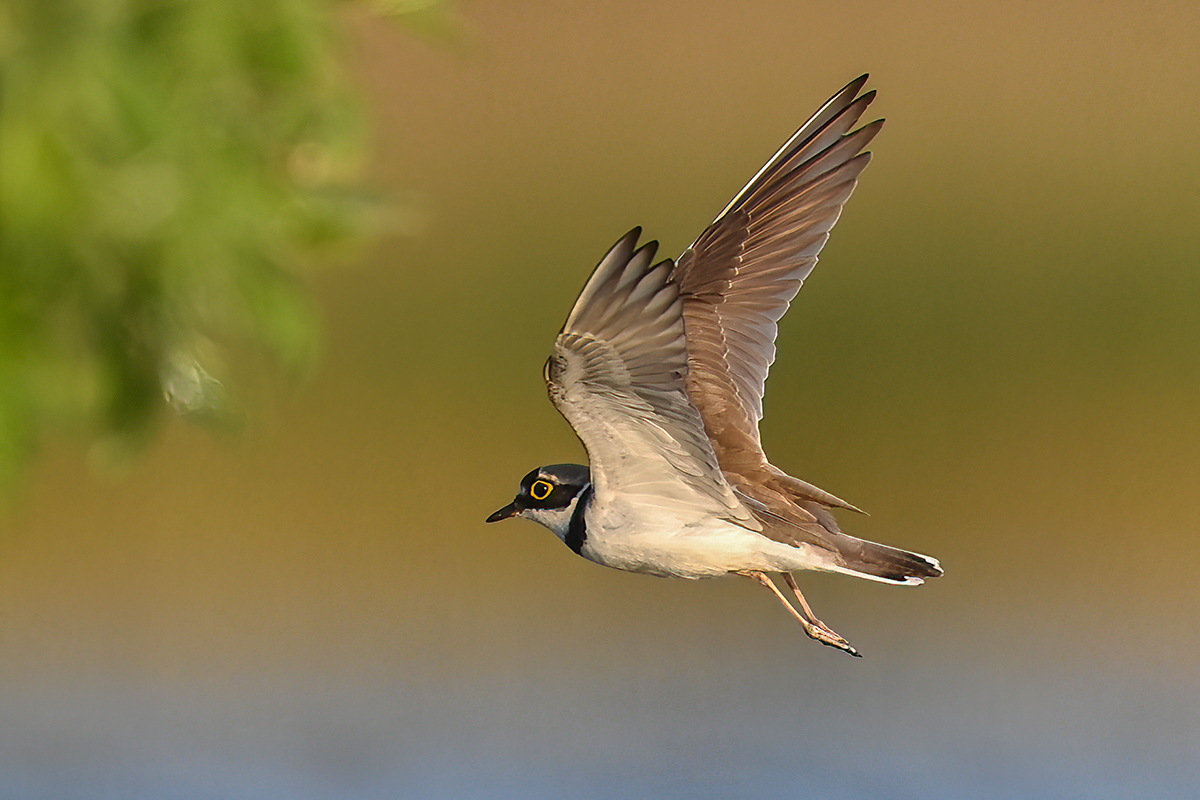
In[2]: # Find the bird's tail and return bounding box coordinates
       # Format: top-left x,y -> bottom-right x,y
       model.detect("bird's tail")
828,535 -> 943,585
744,471 -> 944,586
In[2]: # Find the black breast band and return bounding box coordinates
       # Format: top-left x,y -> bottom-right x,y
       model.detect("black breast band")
564,485 -> 593,555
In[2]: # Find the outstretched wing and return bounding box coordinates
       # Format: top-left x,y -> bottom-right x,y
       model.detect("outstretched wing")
673,75 -> 881,511
546,229 -> 757,527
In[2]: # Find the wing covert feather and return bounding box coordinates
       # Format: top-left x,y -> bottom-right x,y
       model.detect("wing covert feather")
547,230 -> 757,527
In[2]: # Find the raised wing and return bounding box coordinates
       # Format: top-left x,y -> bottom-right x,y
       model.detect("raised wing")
673,75 -> 881,512
546,229 -> 757,527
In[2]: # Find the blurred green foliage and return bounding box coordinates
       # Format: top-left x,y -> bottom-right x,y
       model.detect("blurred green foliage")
0,0 -> 373,488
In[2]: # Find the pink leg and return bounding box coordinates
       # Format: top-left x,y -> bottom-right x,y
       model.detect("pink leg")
738,570 -> 860,657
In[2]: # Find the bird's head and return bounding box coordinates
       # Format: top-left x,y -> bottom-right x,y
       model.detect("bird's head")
486,464 -> 592,539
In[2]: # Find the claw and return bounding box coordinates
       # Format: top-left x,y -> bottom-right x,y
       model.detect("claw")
803,618 -> 861,657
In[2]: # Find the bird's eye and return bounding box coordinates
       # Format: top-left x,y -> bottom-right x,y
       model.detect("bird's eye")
530,480 -> 554,501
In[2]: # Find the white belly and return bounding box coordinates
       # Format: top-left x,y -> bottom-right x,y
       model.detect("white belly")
579,498 -> 829,579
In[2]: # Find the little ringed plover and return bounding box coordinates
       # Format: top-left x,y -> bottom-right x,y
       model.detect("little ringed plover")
487,76 -> 943,657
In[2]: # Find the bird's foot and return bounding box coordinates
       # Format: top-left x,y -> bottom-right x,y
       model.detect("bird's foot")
737,570 -> 862,658
800,618 -> 861,658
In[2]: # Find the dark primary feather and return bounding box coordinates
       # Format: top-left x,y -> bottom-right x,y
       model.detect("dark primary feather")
673,75 -> 880,489
670,75 -> 932,574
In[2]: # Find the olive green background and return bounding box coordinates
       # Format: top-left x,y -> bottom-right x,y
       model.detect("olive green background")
4,1 -> 1198,796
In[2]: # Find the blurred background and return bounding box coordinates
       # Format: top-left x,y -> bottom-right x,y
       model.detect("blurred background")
3,1 -> 1199,797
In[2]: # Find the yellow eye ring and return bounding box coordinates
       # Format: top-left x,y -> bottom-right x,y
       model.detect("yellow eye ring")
530,480 -> 553,501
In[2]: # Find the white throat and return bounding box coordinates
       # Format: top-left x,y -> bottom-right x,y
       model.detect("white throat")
518,492 -> 583,541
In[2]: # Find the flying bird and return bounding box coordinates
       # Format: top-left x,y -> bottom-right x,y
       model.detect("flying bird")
487,76 -> 942,656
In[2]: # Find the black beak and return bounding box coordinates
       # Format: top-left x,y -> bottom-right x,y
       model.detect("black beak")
486,502 -> 520,523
